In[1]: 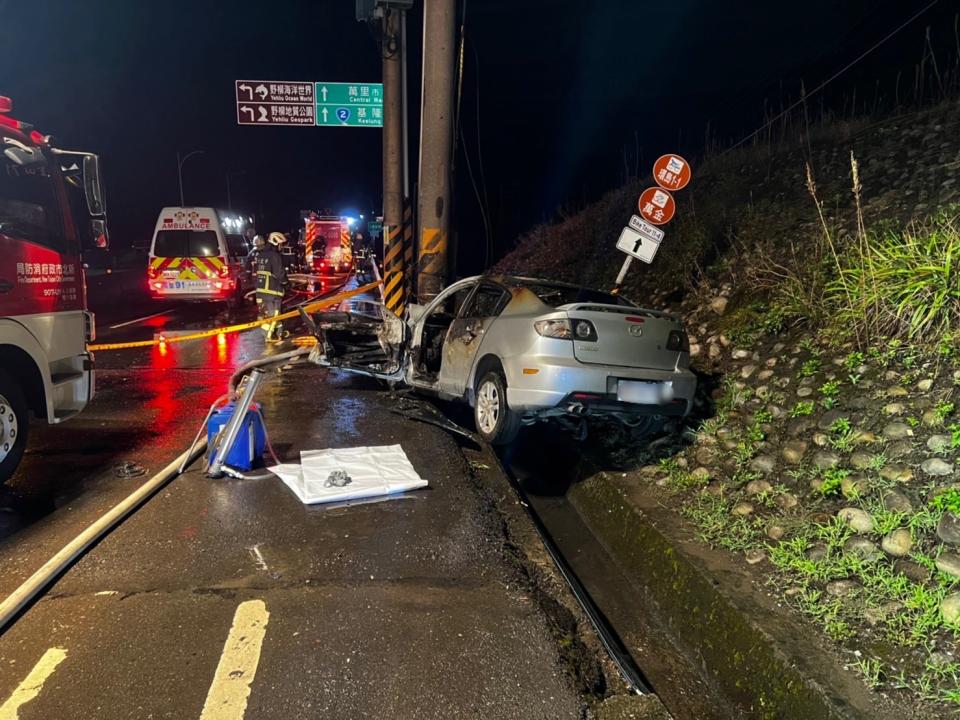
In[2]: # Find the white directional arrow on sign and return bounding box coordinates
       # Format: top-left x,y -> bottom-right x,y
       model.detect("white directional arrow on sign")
616,226 -> 660,264
239,83 -> 252,98
321,107 -> 329,123
255,84 -> 268,100
240,106 -> 255,121
320,86 -> 328,101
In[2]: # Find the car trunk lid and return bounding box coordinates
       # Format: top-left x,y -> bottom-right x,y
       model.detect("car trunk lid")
565,304 -> 683,371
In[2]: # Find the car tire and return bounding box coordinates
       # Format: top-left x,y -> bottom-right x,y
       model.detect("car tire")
0,370 -> 29,485
474,369 -> 521,446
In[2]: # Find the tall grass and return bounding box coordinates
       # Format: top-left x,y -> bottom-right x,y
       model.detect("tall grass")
830,209 -> 960,343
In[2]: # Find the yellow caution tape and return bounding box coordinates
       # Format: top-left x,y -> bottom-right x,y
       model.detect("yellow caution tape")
88,281 -> 382,352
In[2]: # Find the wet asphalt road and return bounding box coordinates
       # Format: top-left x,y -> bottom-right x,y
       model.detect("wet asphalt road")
0,271 -> 584,718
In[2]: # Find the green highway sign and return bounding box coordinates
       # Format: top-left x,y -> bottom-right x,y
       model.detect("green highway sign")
315,82 -> 383,128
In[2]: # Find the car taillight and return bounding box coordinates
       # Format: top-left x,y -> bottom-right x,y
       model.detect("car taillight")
534,319 -> 573,339
667,329 -> 690,352
217,258 -> 230,278
572,319 -> 597,341
84,311 -> 96,343
147,265 -> 158,279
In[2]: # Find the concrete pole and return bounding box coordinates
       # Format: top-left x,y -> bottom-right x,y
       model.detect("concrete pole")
382,7 -> 406,315
416,0 -> 456,302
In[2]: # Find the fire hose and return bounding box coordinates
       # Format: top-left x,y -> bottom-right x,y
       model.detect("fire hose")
0,347 -> 307,631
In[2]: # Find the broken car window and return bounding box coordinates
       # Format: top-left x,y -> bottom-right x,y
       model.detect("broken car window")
523,283 -> 636,308
461,285 -> 508,318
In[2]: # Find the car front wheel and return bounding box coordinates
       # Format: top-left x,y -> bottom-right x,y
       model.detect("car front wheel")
0,370 -> 29,484
475,370 -> 521,445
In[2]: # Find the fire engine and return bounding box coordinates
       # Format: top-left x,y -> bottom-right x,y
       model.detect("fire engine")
0,96 -> 108,482
302,213 -> 353,277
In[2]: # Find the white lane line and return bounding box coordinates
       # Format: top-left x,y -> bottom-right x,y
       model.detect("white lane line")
108,310 -> 172,329
199,600 -> 270,720
0,647 -> 68,720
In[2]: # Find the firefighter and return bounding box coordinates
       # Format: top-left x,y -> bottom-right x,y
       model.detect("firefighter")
253,233 -> 287,342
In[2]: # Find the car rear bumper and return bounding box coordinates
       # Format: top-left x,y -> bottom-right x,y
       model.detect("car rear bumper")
505,357 -> 696,417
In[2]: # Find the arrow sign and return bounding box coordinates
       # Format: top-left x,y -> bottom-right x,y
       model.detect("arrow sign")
255,84 -> 268,100
320,85 -> 328,101
616,226 -> 660,264
240,106 -> 255,121
239,83 -> 252,98
321,107 -> 329,123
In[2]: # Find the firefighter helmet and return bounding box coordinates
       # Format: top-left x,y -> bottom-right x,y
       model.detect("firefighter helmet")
268,232 -> 287,247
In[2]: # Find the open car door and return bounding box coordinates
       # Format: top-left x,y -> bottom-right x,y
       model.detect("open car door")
304,300 -> 407,382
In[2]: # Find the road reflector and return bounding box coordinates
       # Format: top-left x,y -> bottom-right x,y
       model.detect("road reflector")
522,368 -> 539,375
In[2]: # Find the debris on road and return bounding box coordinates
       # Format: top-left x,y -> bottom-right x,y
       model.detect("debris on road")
112,461 -> 147,479
270,445 -> 427,505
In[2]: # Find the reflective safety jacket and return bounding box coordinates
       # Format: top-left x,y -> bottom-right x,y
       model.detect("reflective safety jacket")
252,247 -> 286,296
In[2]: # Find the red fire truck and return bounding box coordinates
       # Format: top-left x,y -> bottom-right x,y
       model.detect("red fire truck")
0,96 -> 108,482
303,213 -> 353,276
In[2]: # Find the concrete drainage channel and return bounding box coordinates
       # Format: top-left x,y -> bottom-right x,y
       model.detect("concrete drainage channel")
501,422 -> 906,720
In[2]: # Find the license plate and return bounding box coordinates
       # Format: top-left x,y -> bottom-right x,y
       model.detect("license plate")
162,270 -> 179,279
163,280 -> 211,291
617,380 -> 673,405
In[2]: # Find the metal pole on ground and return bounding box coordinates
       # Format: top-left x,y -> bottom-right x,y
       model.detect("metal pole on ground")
416,0 -> 456,303
382,7 -> 407,317
208,369 -> 264,478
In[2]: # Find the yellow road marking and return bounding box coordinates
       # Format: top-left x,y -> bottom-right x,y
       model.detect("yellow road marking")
0,647 -> 68,720
199,600 -> 270,720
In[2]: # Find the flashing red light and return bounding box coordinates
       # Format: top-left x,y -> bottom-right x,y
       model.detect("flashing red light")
29,130 -> 45,145
147,266 -> 158,280
152,281 -> 163,290
625,316 -> 646,323
0,115 -> 19,130
571,392 -> 602,401
0,96 -> 12,113
217,258 -> 230,278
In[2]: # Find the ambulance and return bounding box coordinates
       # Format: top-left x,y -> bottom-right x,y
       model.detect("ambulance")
147,207 -> 253,304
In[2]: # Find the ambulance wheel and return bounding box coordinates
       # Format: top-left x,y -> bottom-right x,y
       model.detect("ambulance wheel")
0,370 -> 29,485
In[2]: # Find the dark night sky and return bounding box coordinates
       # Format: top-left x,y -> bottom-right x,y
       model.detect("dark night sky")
1,0 -> 955,273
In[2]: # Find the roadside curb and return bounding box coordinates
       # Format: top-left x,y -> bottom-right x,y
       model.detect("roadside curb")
567,473 -> 900,720
462,443 -> 675,718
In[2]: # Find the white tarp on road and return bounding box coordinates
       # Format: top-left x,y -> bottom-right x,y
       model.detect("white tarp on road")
270,444 -> 428,504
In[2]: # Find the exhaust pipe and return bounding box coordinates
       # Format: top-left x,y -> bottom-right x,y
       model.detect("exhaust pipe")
566,402 -> 587,416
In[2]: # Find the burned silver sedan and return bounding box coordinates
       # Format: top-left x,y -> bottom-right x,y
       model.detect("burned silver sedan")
307,275 -> 697,444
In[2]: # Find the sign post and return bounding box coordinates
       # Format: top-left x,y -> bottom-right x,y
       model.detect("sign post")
612,154 -> 692,294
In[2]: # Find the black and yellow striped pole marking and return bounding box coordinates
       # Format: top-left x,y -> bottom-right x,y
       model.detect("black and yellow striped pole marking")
416,227 -> 447,301
383,223 -> 406,317
402,203 -> 415,302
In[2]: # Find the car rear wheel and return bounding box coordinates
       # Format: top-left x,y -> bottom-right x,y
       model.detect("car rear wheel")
475,370 -> 520,445
0,371 -> 29,485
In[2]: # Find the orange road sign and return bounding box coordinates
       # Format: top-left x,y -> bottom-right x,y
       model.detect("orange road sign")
652,154 -> 691,191
637,187 -> 675,225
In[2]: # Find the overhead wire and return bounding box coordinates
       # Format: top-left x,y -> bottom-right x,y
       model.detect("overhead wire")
724,0 -> 941,154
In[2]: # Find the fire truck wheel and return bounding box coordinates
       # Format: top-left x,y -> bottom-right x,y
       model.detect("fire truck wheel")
0,371 -> 28,484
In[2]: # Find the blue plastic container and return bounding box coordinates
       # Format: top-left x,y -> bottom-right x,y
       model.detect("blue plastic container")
207,402 -> 267,471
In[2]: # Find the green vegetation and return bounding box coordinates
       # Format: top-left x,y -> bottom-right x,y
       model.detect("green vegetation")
798,358 -> 821,378
790,400 -> 815,417
818,468 -> 849,496
828,211 -> 960,344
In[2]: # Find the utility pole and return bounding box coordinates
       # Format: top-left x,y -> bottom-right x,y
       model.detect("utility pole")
416,0 -> 456,302
381,6 -> 406,315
